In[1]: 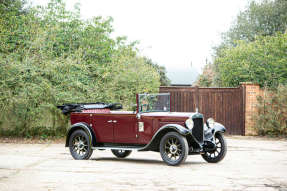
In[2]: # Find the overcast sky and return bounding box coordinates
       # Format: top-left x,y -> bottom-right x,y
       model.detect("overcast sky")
32,0 -> 249,83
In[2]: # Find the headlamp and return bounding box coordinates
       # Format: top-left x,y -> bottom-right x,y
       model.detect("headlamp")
207,118 -> 215,128
185,118 -> 194,130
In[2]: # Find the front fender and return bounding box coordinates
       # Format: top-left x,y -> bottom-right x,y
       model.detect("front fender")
139,124 -> 189,151
212,122 -> 226,134
65,122 -> 96,147
159,124 -> 190,135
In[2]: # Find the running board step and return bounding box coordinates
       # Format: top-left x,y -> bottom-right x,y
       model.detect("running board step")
92,146 -> 146,151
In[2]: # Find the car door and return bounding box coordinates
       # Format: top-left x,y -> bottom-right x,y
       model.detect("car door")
137,115 -> 154,144
92,114 -> 114,143
113,114 -> 138,144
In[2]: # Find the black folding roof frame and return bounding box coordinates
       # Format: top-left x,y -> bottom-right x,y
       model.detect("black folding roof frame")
57,102 -> 123,115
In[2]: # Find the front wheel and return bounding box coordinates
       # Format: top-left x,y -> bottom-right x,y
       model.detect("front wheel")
111,150 -> 132,158
159,132 -> 189,166
201,133 -> 227,163
69,129 -> 93,160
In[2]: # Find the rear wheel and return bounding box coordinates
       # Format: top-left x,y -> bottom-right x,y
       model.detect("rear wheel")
201,133 -> 227,163
69,129 -> 93,160
111,150 -> 132,158
159,132 -> 189,166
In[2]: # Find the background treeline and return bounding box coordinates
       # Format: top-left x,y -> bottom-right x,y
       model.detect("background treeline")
0,0 -> 170,137
197,0 -> 287,88
196,0 -> 287,136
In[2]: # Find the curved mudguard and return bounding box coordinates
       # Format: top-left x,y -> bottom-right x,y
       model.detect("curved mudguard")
139,124 -> 189,151
159,124 -> 190,135
203,122 -> 226,144
65,122 -> 96,147
212,122 -> 226,134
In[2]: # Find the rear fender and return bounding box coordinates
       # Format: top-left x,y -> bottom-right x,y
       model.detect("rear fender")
65,122 -> 96,147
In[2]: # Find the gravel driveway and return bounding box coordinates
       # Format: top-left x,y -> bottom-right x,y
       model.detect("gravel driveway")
0,137 -> 287,191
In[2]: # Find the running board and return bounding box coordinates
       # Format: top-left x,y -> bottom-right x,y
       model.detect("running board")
92,146 -> 146,151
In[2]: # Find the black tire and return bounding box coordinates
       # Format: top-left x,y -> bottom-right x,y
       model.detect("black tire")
201,133 -> 227,163
159,132 -> 189,166
69,129 -> 93,160
111,150 -> 132,158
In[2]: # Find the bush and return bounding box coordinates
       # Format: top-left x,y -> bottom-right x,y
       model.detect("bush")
255,85 -> 287,136
214,32 -> 287,88
0,0 -> 161,137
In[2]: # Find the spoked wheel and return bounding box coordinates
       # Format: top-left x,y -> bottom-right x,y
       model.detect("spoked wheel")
160,132 -> 188,166
201,133 -> 227,163
69,130 -> 93,160
111,150 -> 132,158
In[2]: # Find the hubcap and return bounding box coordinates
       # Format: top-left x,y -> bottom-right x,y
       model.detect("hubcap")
169,145 -> 178,154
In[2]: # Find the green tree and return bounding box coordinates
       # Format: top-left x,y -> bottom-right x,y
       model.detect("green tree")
194,59 -> 214,87
223,0 -> 287,45
208,0 -> 287,87
0,0 -> 161,137
144,57 -> 171,86
214,33 -> 287,88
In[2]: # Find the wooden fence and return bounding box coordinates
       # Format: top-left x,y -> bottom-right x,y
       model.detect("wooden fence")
160,86 -> 245,135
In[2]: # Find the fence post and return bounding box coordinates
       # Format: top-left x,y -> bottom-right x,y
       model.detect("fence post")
240,85 -> 246,136
240,82 -> 261,135
194,86 -> 199,111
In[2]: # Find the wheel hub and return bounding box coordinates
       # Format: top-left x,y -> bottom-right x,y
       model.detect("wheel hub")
76,140 -> 84,150
169,144 -> 178,154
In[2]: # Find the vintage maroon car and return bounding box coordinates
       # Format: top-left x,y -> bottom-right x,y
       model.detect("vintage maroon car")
58,93 -> 227,166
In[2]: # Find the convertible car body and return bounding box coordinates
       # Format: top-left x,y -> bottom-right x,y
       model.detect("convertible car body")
59,93 -> 227,166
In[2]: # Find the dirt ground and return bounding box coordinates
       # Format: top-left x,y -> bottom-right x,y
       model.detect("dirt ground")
0,136 -> 287,191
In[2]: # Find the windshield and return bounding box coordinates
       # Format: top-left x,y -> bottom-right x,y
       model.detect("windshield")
138,93 -> 170,113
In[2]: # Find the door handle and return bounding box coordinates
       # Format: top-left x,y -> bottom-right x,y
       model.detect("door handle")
107,120 -> 113,123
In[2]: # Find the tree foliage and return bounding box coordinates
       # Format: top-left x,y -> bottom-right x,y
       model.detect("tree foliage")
214,33 -> 287,88
223,0 -> 287,45
194,59 -> 215,87
204,0 -> 287,88
144,57 -> 171,86
0,0 -> 161,137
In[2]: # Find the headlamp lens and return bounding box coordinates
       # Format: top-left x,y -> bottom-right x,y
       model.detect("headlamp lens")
185,119 -> 194,130
207,118 -> 215,128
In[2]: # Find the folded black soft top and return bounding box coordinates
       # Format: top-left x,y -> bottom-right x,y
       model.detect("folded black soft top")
57,102 -> 123,115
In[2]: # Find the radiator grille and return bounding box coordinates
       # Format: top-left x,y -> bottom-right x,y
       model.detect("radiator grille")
192,118 -> 204,144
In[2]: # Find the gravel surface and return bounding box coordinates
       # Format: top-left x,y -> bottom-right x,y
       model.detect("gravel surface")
0,137 -> 287,191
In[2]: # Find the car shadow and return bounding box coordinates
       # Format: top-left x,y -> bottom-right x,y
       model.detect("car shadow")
91,157 -> 205,166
